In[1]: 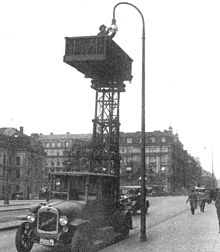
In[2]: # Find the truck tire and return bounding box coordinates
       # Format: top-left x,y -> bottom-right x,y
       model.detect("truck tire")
15,224 -> 34,252
122,219 -> 129,238
70,230 -> 91,252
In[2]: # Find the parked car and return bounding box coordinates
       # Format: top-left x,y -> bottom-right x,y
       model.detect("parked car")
120,185 -> 150,215
15,171 -> 132,252
12,192 -> 24,200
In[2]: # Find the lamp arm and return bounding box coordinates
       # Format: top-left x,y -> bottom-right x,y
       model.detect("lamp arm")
112,2 -> 145,37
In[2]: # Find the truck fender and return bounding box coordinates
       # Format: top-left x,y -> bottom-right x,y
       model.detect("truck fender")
69,219 -> 92,234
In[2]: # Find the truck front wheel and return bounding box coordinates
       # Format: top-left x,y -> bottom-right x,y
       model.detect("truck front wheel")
15,224 -> 34,252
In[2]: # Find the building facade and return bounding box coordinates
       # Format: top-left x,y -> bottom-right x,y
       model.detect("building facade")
0,127 -> 45,200
37,127 -> 203,194
0,127 -> 213,198
37,132 -> 92,177
119,127 -> 202,193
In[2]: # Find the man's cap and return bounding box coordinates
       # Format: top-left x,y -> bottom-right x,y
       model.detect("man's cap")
99,24 -> 106,30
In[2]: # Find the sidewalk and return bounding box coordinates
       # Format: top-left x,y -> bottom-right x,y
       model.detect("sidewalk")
0,200 -> 43,231
101,203 -> 220,252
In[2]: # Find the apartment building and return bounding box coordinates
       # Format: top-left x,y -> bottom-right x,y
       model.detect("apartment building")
37,127 -> 202,194
37,132 -> 92,176
0,127 -> 45,200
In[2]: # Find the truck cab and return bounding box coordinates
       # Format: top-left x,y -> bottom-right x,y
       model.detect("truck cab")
15,171 -> 132,252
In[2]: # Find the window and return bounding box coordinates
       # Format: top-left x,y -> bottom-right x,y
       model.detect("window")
16,170 -> 20,178
161,146 -> 168,152
3,154 -> 6,164
52,142 -> 56,148
161,155 -> 167,163
161,137 -> 166,143
8,156 -> 12,165
150,147 -> 156,153
126,138 -> 133,144
156,147 -> 160,152
57,142 -> 61,148
65,142 -> 70,147
149,156 -> 156,163
149,137 -> 156,143
46,142 -> 50,148
161,166 -> 166,173
16,156 -> 21,166
120,147 -> 126,153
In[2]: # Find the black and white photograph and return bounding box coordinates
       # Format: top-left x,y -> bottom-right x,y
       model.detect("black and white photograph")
1,0 -> 220,251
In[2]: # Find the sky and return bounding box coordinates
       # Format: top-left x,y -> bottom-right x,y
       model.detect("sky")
0,0 -> 220,178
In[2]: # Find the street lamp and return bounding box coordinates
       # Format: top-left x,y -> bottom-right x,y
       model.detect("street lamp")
110,2 -> 147,241
211,150 -> 214,188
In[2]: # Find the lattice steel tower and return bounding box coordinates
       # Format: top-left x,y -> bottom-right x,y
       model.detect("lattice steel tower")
64,35 -> 132,177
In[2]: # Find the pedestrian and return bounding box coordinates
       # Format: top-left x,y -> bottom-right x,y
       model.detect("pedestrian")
199,191 -> 206,212
186,189 -> 197,215
215,190 -> 220,233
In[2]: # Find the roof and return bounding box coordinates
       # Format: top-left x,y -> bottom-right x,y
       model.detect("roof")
0,127 -> 25,137
49,171 -> 118,178
38,133 -> 92,141
120,185 -> 152,190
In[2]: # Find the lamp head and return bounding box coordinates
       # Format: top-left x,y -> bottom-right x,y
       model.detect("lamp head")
109,24 -> 118,34
109,18 -> 118,33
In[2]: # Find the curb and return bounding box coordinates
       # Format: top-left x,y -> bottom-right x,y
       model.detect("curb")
0,204 -> 29,208
0,221 -> 22,231
0,207 -> 30,212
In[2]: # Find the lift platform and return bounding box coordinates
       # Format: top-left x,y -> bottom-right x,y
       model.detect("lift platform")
63,36 -> 133,82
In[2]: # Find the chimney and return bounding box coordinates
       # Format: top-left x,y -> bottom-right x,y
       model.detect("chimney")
20,126 -> 24,134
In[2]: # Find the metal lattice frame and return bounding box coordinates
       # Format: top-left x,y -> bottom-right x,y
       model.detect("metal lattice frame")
90,80 -> 125,175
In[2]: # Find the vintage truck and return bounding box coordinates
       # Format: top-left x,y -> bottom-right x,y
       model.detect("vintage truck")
15,171 -> 132,252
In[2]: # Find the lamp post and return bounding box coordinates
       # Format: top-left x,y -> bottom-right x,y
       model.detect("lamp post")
211,150 -> 214,188
110,2 -> 147,241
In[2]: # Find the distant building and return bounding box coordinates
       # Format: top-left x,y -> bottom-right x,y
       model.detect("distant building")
0,126 -> 212,197
119,127 -> 202,193
36,132 -> 92,176
200,169 -> 217,188
0,127 -> 45,200
36,127 -> 202,194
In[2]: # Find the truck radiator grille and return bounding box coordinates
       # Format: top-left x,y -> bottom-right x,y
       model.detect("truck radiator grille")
38,211 -> 58,232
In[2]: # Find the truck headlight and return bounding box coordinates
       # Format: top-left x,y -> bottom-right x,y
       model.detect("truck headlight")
59,215 -> 68,226
27,213 -> 36,223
